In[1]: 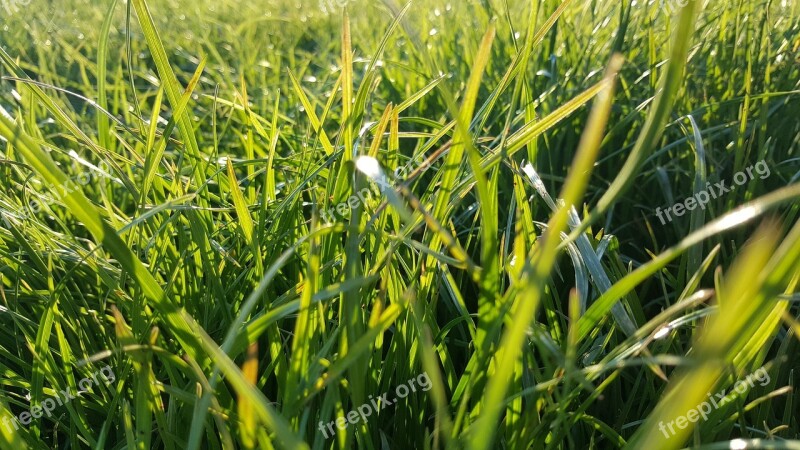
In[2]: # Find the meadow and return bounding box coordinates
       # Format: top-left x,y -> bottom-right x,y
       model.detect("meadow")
0,0 -> 799,448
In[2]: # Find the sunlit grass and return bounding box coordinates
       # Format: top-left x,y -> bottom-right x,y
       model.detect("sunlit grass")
0,0 -> 799,449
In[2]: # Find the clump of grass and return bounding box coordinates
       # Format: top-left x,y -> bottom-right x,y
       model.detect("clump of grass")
0,0 -> 799,449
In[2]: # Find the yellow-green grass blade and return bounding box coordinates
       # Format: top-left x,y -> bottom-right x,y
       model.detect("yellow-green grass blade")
686,115 -> 708,277
626,218 -> 800,449
129,0 -> 205,191
0,113 -> 210,369
577,182 -> 800,340
287,70 -> 335,156
141,57 -> 207,204
187,319 -> 307,450
473,0 -> 575,133
226,159 -> 263,275
478,79 -> 609,172
283,222 -> 321,415
265,91 -> 280,203
466,54 -> 623,450
340,11 -> 354,162
96,0 -> 119,151
0,48 -> 139,197
565,0 -> 701,244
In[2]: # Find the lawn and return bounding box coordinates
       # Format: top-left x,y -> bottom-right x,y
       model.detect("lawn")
0,0 -> 799,448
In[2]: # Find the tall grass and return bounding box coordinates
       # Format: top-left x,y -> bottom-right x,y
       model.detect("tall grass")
0,0 -> 799,448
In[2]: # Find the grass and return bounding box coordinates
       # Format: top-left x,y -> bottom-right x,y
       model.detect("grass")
0,0 -> 799,448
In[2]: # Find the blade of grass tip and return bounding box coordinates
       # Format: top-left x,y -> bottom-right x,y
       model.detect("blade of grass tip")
142,57 -> 207,205
472,0 -> 574,134
129,0 -> 206,192
687,114 -> 707,277
139,86 -> 166,210
368,104 -> 393,158
677,244 -> 721,303
467,54 -> 624,450
125,0 -> 145,132
479,78 -> 609,170
265,91 -> 280,202
462,23 -> 499,300
350,3 -> 408,134
226,159 -> 263,275
394,74 -> 447,114
564,0 -> 701,245
287,70 -> 335,155
340,11 -> 354,161
522,158 -> 637,336
96,0 -> 119,151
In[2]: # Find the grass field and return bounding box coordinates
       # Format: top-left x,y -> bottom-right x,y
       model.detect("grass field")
1,0 -> 800,448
